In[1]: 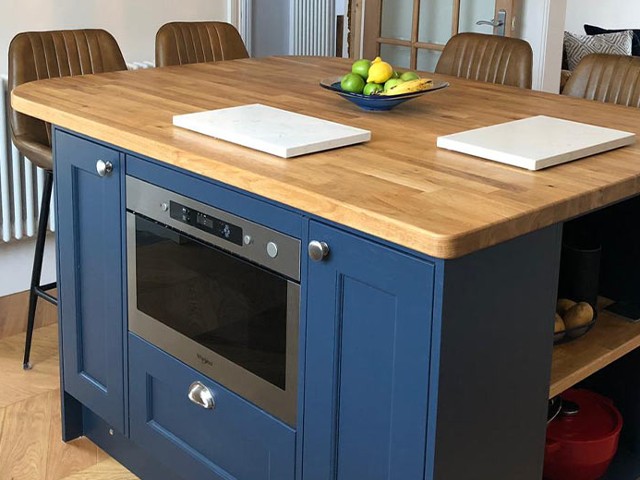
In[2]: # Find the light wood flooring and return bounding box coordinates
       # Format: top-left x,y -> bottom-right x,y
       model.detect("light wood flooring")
0,291 -> 138,480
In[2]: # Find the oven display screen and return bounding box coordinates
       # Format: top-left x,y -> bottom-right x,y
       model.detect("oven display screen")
169,201 -> 243,246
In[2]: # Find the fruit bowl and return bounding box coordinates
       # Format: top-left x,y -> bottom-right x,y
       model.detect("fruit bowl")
320,76 -> 449,111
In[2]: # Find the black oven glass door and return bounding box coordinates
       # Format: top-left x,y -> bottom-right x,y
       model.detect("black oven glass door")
133,215 -> 293,390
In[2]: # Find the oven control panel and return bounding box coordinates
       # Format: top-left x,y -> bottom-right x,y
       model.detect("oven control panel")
170,201 -> 243,246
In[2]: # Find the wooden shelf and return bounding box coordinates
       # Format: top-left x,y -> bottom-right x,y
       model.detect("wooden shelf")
550,304 -> 640,398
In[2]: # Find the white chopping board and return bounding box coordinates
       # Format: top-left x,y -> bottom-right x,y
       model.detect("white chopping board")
436,115 -> 636,170
173,104 -> 371,158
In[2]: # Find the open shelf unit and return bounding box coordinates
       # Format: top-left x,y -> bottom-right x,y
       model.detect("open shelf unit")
550,304 -> 640,398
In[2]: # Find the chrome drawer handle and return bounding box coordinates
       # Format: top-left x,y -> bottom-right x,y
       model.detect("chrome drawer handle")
96,159 -> 113,177
187,381 -> 215,410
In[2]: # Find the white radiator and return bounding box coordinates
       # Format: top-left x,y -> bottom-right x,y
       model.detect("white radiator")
291,0 -> 336,56
0,75 -> 53,243
0,62 -> 154,244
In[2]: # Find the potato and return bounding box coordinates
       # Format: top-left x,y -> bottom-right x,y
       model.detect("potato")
554,313 -> 565,334
563,302 -> 594,338
556,298 -> 577,317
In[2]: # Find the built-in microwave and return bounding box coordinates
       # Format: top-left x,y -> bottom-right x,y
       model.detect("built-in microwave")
126,177 -> 300,427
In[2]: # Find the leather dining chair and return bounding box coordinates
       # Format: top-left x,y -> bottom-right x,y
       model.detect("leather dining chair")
155,21 -> 249,67
8,29 -> 127,369
562,53 -> 640,107
435,32 -> 533,89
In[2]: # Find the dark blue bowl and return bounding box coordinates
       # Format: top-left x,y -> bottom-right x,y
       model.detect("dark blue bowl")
319,76 -> 449,111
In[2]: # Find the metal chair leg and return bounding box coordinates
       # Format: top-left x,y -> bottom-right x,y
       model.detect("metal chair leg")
23,170 -> 56,370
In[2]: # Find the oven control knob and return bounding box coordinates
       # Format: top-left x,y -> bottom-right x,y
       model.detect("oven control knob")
308,241 -> 330,262
243,235 -> 253,245
266,241 -> 278,258
160,202 -> 169,212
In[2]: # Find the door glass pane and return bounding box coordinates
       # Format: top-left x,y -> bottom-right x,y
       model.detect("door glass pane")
416,48 -> 442,72
459,0 -> 496,33
418,0 -> 454,44
380,44 -> 411,70
381,0 -> 414,41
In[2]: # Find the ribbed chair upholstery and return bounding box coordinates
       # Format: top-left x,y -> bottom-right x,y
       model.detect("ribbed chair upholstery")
155,21 -> 249,67
8,29 -> 127,369
562,53 -> 640,107
435,32 -> 533,89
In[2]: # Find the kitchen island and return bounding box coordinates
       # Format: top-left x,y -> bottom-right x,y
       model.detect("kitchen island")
12,56 -> 640,480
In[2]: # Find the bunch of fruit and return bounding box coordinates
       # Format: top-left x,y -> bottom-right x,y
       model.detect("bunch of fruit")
554,298 -> 595,341
340,57 -> 433,96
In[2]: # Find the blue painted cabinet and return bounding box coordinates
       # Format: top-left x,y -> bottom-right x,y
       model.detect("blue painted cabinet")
55,131 -> 126,434
302,220 -> 435,480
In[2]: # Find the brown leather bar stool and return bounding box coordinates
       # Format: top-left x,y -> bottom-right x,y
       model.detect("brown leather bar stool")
8,29 -> 127,369
562,53 -> 640,107
155,21 -> 249,67
435,32 -> 533,89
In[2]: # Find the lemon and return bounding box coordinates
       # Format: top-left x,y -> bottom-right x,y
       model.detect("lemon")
367,60 -> 394,83
372,56 -> 382,64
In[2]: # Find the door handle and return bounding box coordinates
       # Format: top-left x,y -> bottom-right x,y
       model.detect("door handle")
96,160 -> 113,177
476,9 -> 507,36
187,381 -> 216,410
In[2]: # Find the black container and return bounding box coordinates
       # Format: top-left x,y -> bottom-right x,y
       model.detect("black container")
558,240 -> 602,311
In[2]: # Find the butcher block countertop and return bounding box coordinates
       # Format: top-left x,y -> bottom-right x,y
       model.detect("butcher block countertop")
11,56 -> 640,259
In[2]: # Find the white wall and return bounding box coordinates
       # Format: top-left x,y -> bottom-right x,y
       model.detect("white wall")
0,0 -> 231,76
519,0 -> 566,92
565,0 -> 640,34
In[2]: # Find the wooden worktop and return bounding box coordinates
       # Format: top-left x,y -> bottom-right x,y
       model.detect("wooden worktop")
11,56 -> 640,258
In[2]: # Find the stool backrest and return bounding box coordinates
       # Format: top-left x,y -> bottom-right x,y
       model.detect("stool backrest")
435,32 -> 533,89
155,21 -> 249,67
562,53 -> 640,107
8,29 -> 127,168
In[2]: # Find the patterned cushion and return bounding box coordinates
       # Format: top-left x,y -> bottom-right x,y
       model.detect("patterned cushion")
584,24 -> 640,57
564,30 -> 633,71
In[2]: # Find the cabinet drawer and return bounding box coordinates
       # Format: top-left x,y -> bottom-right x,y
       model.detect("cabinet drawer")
129,334 -> 295,480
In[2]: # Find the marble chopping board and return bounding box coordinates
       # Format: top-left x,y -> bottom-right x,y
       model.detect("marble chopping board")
173,104 -> 371,158
436,115 -> 636,170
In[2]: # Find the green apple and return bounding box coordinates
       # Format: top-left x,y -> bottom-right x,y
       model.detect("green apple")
363,83 -> 384,95
341,73 -> 366,94
383,78 -> 405,92
351,59 -> 372,80
400,71 -> 420,81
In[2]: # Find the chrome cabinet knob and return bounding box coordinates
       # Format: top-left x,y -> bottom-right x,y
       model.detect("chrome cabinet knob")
96,160 -> 113,177
308,240 -> 330,262
187,381 -> 215,410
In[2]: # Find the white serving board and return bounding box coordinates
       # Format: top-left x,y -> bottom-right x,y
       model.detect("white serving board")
436,115 -> 636,170
173,104 -> 371,158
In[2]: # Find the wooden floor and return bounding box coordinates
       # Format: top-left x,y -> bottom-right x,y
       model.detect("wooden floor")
0,292 -> 138,480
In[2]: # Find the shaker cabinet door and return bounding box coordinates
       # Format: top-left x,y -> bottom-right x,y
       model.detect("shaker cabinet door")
55,131 -> 125,434
303,220 -> 435,480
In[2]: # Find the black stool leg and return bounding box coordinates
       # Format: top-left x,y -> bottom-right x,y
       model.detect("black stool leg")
24,170 -> 54,370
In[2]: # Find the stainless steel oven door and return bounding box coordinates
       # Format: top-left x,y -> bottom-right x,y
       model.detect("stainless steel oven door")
126,212 -> 299,427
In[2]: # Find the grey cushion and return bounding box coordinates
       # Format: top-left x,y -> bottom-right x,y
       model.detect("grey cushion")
584,24 -> 640,57
564,30 -> 633,70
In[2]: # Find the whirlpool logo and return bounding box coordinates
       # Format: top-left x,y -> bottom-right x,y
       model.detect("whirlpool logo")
196,353 -> 213,367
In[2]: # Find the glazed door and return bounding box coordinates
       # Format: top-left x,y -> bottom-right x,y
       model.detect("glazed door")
353,0 -> 517,70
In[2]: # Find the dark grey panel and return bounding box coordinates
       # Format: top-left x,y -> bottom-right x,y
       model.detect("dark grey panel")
433,224 -> 563,480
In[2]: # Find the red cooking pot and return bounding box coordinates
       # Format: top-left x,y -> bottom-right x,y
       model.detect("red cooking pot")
544,389 -> 623,480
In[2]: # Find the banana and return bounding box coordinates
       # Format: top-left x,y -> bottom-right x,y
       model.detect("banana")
381,78 -> 434,96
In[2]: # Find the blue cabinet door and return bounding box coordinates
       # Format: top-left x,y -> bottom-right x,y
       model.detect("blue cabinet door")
55,131 -> 125,434
303,221 -> 435,480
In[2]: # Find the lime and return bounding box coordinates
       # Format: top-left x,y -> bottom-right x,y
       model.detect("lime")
352,59 -> 371,80
383,78 -> 404,92
400,71 -> 420,81
341,73 -> 366,94
363,83 -> 384,95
